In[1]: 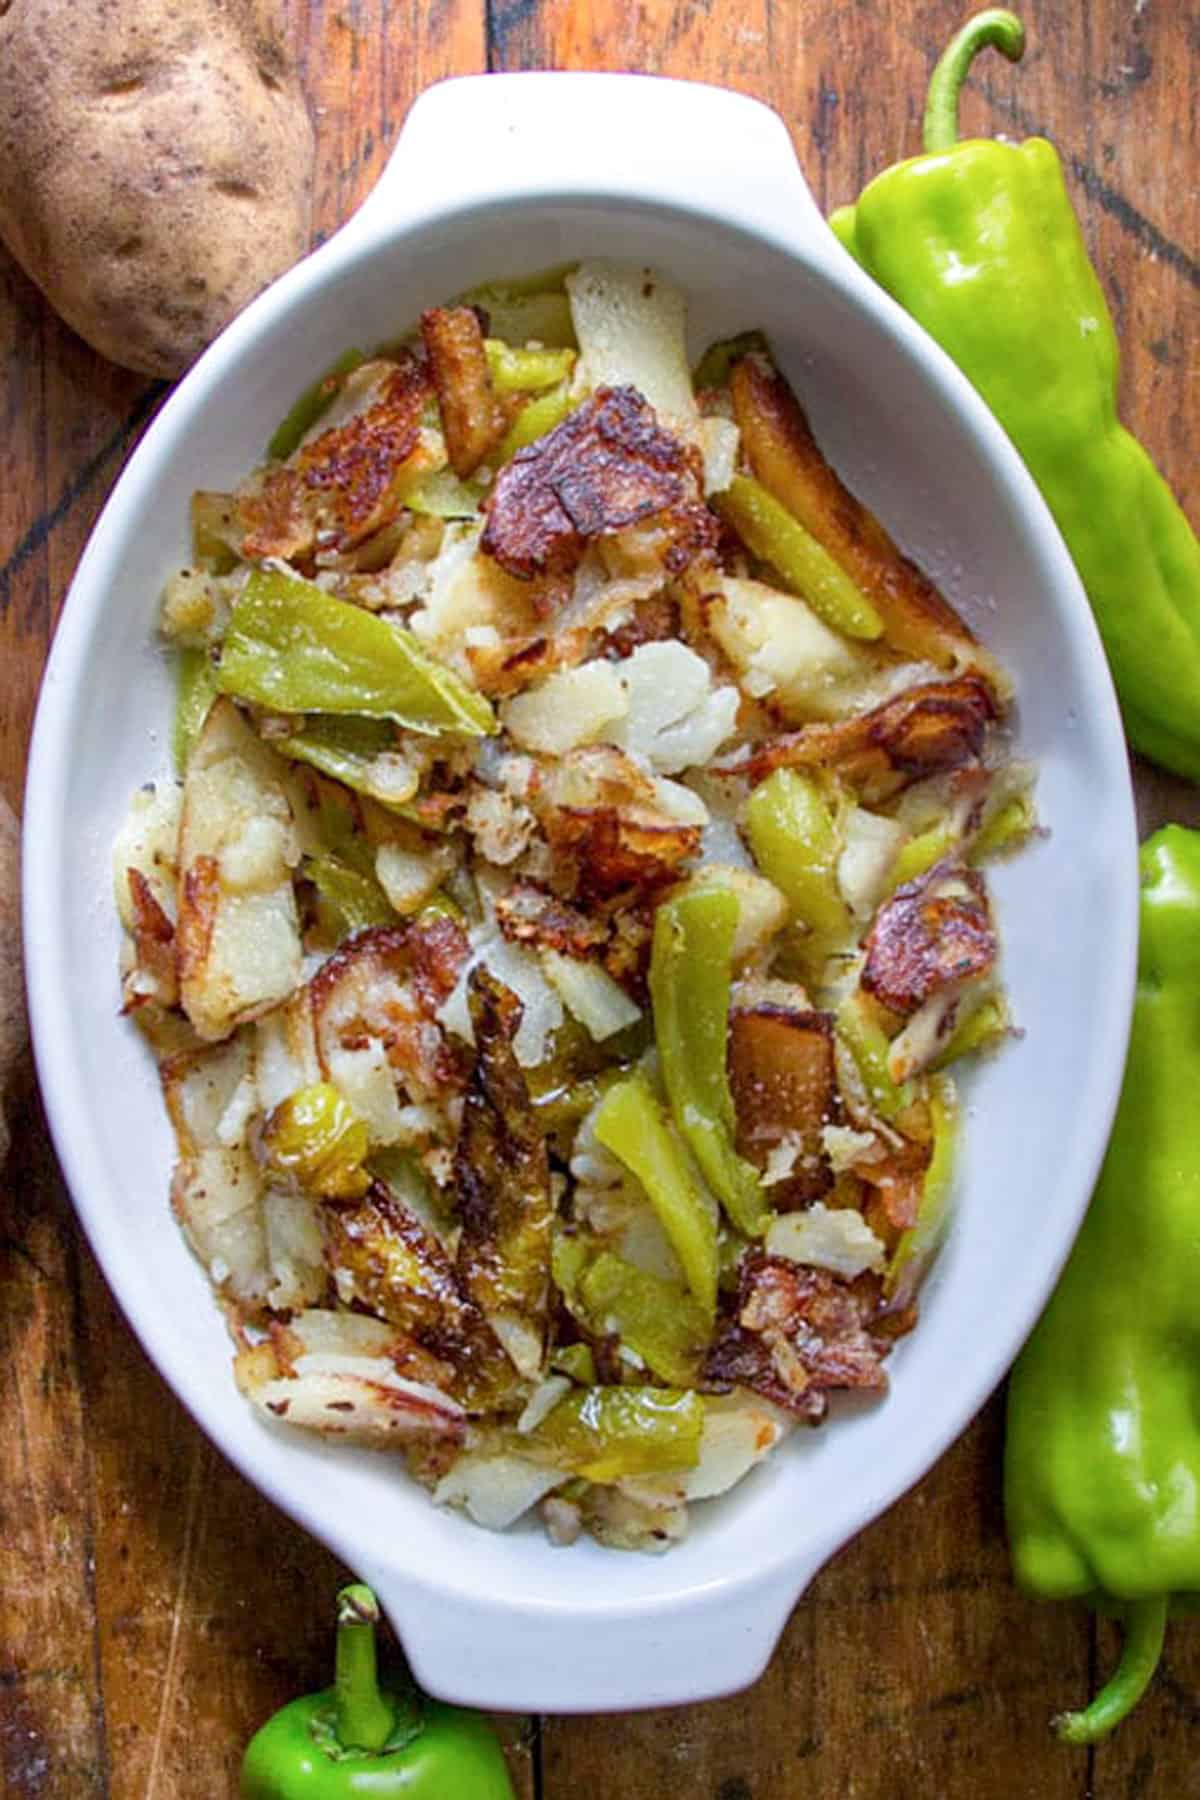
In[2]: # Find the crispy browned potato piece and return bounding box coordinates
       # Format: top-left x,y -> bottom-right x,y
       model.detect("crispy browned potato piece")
730,354 -> 1004,689
725,675 -> 997,802
704,1254 -> 889,1422
481,385 -> 717,581
123,868 -> 179,1012
454,968 -> 554,1380
493,884 -> 610,958
861,861 -> 996,1017
728,1003 -> 837,1206
310,920 -> 470,1103
0,795 -> 26,1166
421,306 -> 507,478
239,355 -> 433,559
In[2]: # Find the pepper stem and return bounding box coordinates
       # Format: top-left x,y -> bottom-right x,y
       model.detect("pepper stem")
922,9 -> 1026,154
333,1584 -> 396,1752
1054,1597 -> 1169,1745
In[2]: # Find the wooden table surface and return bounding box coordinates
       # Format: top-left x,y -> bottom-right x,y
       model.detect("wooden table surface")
2,2 -> 1197,1794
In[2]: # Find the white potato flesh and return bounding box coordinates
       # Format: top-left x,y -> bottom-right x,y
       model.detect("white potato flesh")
837,807 -> 907,920
541,951 -> 641,1041
766,1203 -> 887,1280
607,641 -> 739,775
113,780 -> 183,929
502,661 -> 629,755
249,1355 -> 465,1445
177,699 -> 302,1042
682,1394 -> 792,1500
323,1039 -> 407,1145
434,1451 -> 562,1530
709,576 -> 879,720
287,1310 -> 399,1358
438,928 -> 563,1070
410,523 -> 536,673
254,997 -> 321,1113
700,415 -> 740,496
374,842 -> 451,915
173,1144 -> 269,1303
263,1190 -> 327,1313
164,1032 -> 255,1155
566,262 -> 700,444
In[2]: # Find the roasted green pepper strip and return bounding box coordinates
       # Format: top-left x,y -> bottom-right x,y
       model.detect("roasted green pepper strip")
496,383 -> 577,463
715,475 -> 884,641
929,992 -> 1008,1071
484,339 -> 576,394
888,819 -> 954,892
1004,827 -> 1200,1742
458,274 -> 577,349
398,465 -> 487,519
592,1071 -> 719,1319
971,793 -> 1035,862
884,1074 -> 956,1307
550,1342 -> 598,1386
262,1084 -> 372,1199
835,989 -> 913,1122
216,568 -> 495,736
173,648 -> 219,773
277,716 -> 419,811
240,1583 -> 514,1797
649,889 -> 768,1239
579,1251 -> 709,1387
267,348 -> 366,462
745,769 -> 852,944
831,10 -> 1200,781
523,1385 -> 703,1482
305,854 -> 396,938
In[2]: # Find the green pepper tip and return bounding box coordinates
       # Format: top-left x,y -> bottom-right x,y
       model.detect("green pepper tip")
923,9 -> 1026,155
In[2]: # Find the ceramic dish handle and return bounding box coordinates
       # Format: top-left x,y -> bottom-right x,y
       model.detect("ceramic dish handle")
338,71 -> 830,258
357,1553 -> 829,1714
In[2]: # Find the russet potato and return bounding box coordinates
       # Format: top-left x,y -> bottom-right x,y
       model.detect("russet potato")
0,0 -> 314,378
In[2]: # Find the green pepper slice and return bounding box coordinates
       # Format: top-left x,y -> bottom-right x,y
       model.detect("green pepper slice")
216,568 -> 495,737
305,854 -> 396,938
484,339 -> 576,395
523,1386 -> 703,1482
173,647 -> 219,773
745,768 -> 852,943
885,1074 -> 957,1306
649,888 -> 768,1239
579,1252 -> 709,1387
592,1071 -> 719,1319
276,716 -> 420,811
262,1083 -> 372,1199
496,384 -> 577,463
716,475 -> 884,641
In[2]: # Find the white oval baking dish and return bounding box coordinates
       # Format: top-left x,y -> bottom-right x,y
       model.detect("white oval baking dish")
23,72 -> 1138,1713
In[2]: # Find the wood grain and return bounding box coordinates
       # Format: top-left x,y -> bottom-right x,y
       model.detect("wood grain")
0,1 -> 1195,1794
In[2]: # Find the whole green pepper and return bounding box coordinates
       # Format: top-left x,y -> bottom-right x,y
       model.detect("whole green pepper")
830,10 -> 1200,781
241,1584 -> 514,1797
1004,826 -> 1200,1742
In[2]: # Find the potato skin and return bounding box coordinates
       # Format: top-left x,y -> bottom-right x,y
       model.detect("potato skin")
0,0 -> 314,378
